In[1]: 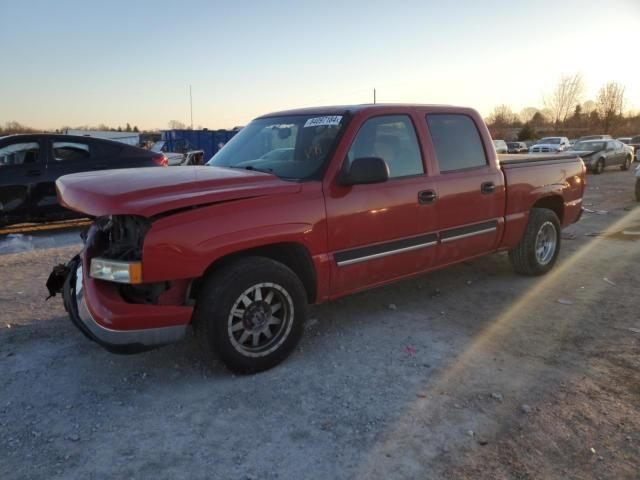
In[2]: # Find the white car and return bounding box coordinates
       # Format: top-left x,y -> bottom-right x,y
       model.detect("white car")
492,139 -> 508,154
529,137 -> 571,153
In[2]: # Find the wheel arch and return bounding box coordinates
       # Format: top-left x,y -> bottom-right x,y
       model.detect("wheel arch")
531,195 -> 564,224
193,242 -> 318,304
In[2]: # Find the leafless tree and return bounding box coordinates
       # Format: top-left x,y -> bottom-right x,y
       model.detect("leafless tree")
581,100 -> 596,114
487,104 -> 517,126
519,107 -> 540,123
1,121 -> 38,134
544,73 -> 585,125
595,82 -> 625,133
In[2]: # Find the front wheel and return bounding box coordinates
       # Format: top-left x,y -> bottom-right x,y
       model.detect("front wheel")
193,257 -> 307,374
509,208 -> 561,276
622,156 -> 631,171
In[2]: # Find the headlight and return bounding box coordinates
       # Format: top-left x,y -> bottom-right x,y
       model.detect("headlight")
90,258 -> 143,284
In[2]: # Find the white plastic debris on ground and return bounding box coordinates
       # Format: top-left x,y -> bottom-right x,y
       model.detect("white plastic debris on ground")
0,230 -> 82,255
0,234 -> 35,254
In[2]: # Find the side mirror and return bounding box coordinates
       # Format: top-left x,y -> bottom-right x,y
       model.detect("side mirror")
340,157 -> 389,186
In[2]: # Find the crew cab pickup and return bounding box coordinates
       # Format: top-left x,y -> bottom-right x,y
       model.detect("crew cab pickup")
47,104 -> 586,373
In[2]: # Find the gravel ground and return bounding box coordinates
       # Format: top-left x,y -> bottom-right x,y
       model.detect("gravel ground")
1,168 -> 639,479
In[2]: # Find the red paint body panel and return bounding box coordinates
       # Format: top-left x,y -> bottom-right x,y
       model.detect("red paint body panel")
499,157 -> 585,249
56,104 -> 586,333
56,166 -> 301,217
79,253 -> 193,331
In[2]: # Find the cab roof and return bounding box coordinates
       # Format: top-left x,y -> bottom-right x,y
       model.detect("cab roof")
257,103 -> 469,119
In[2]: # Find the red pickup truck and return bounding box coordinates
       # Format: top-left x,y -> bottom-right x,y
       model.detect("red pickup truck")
47,104 -> 585,373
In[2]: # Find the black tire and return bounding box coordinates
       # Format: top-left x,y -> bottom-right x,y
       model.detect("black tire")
193,256 -> 307,374
593,158 -> 605,174
621,155 -> 631,171
635,179 -> 640,202
509,208 -> 561,276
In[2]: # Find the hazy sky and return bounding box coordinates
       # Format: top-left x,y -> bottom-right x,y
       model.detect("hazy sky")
1,0 -> 639,130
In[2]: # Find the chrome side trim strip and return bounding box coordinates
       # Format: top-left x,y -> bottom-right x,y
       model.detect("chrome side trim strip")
336,241 -> 437,267
440,226 -> 497,243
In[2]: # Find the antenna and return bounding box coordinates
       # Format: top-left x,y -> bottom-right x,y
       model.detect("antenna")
189,85 -> 193,129
373,88 -> 376,104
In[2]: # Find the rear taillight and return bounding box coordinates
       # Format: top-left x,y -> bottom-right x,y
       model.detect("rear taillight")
152,154 -> 168,167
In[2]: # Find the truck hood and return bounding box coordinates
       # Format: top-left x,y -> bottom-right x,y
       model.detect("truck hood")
56,166 -> 302,218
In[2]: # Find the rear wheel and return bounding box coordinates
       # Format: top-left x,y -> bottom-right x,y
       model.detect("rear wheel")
193,257 -> 307,374
621,155 -> 631,171
593,158 -> 605,174
509,208 -> 561,276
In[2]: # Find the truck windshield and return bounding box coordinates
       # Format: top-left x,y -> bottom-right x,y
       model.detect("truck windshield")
207,114 -> 346,180
539,137 -> 561,144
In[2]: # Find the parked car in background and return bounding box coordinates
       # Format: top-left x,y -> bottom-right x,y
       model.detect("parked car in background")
493,139 -> 508,153
507,142 -> 528,153
636,164 -> 640,201
578,134 -> 612,141
568,139 -> 633,173
529,137 -> 571,153
617,137 -> 631,144
0,134 -> 167,227
151,141 -> 184,166
48,103 -> 585,373
151,141 -> 205,166
628,135 -> 640,158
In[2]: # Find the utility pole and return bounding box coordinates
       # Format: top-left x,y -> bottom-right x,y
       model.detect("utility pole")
189,85 -> 193,129
373,88 -> 376,104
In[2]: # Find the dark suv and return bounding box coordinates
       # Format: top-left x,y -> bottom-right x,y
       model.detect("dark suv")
0,134 -> 167,227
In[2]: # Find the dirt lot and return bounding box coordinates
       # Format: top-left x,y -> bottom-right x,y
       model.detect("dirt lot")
1,168 -> 639,480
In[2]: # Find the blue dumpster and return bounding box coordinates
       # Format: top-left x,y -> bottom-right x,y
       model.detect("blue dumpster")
161,129 -> 239,161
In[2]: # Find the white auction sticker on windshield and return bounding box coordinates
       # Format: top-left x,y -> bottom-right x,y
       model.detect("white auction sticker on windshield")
304,116 -> 343,128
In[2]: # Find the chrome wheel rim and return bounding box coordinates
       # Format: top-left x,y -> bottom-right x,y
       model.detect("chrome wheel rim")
227,282 -> 294,358
535,221 -> 557,265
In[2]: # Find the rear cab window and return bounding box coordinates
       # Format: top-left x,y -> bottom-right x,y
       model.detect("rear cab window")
426,114 -> 487,172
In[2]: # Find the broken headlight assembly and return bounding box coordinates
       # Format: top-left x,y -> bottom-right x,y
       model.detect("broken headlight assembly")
87,215 -> 150,284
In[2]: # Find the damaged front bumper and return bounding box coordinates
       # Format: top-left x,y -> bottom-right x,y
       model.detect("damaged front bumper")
49,254 -> 192,353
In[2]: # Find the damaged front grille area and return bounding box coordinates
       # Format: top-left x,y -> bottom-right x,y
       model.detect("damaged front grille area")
83,215 -> 191,306
88,215 -> 151,261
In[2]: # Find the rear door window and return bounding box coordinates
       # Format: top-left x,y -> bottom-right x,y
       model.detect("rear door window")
0,142 -> 40,167
426,114 -> 487,172
52,141 -> 91,162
